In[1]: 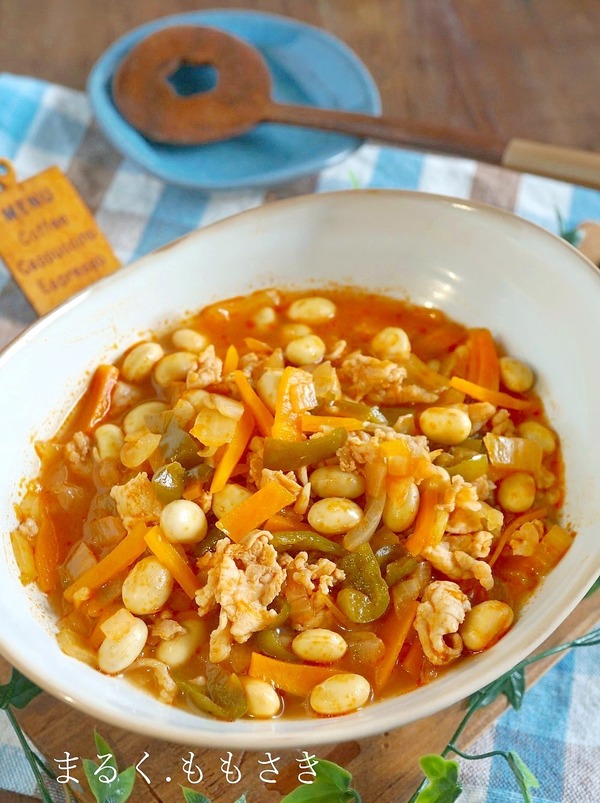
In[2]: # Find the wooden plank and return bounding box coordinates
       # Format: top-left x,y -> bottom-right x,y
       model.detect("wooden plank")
0,1 -> 599,151
2,592 -> 596,802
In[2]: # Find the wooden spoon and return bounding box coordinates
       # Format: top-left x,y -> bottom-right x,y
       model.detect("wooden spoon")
112,25 -> 600,190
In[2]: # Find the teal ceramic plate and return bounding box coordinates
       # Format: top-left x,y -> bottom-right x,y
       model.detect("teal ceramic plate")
88,10 -> 381,190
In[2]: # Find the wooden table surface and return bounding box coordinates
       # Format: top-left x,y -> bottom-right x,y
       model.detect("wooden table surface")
0,0 -> 599,152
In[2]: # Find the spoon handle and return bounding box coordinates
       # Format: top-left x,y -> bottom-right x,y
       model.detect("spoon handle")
268,101 -> 505,163
267,101 -> 600,190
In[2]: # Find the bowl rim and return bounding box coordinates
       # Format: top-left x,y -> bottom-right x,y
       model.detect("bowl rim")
1,188 -> 599,749
2,188 -> 600,362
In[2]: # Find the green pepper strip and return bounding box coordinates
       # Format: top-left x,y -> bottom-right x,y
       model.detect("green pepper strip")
447,453 -> 489,482
374,543 -> 407,568
317,400 -> 388,425
268,598 -> 291,629
263,427 -> 348,471
458,438 -> 485,454
186,462 -> 215,483
270,530 -> 345,557
193,525 -> 226,557
152,461 -> 186,504
159,416 -> 200,469
205,663 -> 247,719
385,555 -> 419,587
338,543 -> 390,624
177,664 -> 247,721
255,627 -> 296,663
379,405 -> 415,425
177,679 -> 230,720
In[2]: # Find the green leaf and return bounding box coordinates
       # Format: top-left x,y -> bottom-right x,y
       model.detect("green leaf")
281,759 -> 361,802
415,755 -> 462,803
233,796 -> 248,803
312,759 -> 354,791
348,169 -> 361,189
181,789 -> 212,803
506,750 -> 540,803
83,730 -> 136,803
0,668 -> 42,710
468,666 -> 526,714
505,751 -> 539,803
5,708 -> 56,803
584,575 -> 600,598
557,212 -> 583,247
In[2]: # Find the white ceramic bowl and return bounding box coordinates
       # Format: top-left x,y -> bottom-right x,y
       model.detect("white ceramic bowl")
1,190 -> 599,749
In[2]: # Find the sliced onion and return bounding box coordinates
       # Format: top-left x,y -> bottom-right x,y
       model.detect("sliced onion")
343,491 -> 386,551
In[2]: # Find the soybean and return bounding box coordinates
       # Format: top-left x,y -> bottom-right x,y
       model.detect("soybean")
309,466 -> 365,499
287,297 -> 336,324
419,406 -> 472,446
461,600 -> 514,651
285,335 -> 326,366
499,356 -> 534,393
256,369 -> 283,413
292,629 -> 348,664
155,620 -> 206,668
212,484 -> 254,520
518,421 -> 556,454
121,342 -> 164,383
497,472 -> 536,513
123,401 -> 169,436
371,326 -> 411,361
242,677 -> 281,718
160,499 -> 208,544
98,608 -> 148,674
122,556 -> 174,615
94,424 -> 124,461
172,328 -> 209,353
307,497 -> 363,535
383,479 -> 419,532
154,352 -> 197,387
310,673 -> 371,716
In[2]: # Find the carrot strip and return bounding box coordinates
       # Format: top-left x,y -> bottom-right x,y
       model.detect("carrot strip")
374,600 -> 419,692
233,370 -> 274,436
76,365 -> 119,432
301,414 -> 365,433
216,480 -> 297,542
467,329 -> 500,391
489,506 -> 548,567
145,527 -> 200,599
401,638 -> 425,683
222,344 -> 239,375
412,322 -> 467,362
405,482 -> 446,556
64,521 -> 149,603
34,511 -> 60,594
244,337 -> 273,353
272,366 -> 305,441
449,376 -> 533,411
248,652 -> 339,697
263,512 -> 304,532
210,406 -> 255,494
182,480 -> 203,501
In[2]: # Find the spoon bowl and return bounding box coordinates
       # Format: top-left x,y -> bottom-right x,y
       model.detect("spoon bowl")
113,26 -> 274,145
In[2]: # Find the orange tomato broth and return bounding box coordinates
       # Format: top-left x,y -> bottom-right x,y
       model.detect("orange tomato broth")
11,287 -> 570,719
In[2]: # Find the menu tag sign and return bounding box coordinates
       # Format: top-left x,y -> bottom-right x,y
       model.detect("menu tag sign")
0,158 -> 120,315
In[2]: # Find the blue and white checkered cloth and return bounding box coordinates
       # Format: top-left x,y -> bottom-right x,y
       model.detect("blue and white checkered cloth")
0,72 -> 599,802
